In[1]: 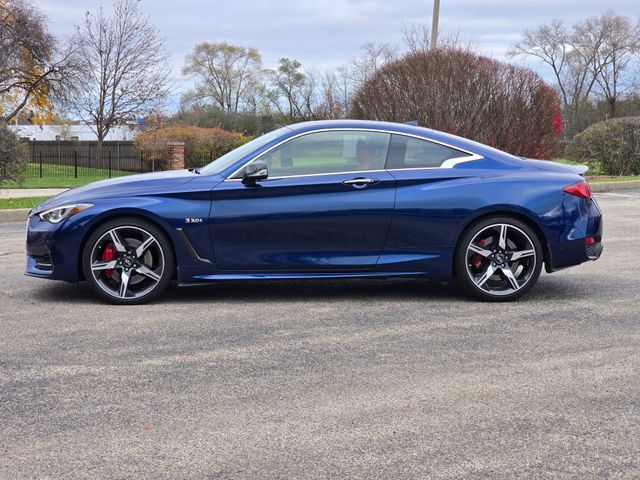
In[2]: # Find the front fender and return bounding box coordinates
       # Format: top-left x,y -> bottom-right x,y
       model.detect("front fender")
51,193 -> 214,282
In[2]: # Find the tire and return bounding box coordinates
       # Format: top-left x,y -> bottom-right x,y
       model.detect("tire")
82,217 -> 174,305
455,216 -> 543,302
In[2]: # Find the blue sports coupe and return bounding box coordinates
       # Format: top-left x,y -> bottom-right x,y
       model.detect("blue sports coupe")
26,120 -> 603,304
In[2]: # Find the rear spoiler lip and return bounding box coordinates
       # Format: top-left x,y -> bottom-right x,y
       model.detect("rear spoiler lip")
521,158 -> 589,176
574,165 -> 589,176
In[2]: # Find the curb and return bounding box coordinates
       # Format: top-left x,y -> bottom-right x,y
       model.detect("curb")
589,180 -> 640,193
0,181 -> 638,224
0,208 -> 30,224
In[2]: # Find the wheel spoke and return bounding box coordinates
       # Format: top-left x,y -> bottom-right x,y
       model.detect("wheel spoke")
119,270 -> 131,298
500,266 -> 521,291
498,224 -> 508,250
474,264 -> 495,288
135,235 -> 156,259
91,259 -> 118,271
510,249 -> 535,261
135,264 -> 161,282
109,229 -> 127,253
468,243 -> 492,257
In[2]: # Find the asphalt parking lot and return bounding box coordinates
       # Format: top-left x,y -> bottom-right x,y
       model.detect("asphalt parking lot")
1,190 -> 639,479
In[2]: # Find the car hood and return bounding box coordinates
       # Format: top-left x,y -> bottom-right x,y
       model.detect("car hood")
32,169 -> 197,213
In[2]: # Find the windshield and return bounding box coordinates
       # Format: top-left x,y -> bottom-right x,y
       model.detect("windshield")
199,127 -> 291,175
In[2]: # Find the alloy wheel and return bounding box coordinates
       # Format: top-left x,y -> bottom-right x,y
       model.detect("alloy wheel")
465,223 -> 537,297
89,225 -> 165,300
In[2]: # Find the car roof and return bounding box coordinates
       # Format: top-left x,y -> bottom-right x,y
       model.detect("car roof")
286,120 -> 520,164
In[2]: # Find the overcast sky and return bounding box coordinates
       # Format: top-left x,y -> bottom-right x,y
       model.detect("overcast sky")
33,0 -> 640,109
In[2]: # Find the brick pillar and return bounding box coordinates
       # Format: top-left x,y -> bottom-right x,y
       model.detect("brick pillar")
167,142 -> 185,170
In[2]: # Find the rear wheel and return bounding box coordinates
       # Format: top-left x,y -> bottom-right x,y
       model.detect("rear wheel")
455,216 -> 543,301
82,217 -> 174,304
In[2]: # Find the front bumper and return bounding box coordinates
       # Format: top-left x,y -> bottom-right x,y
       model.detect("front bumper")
25,213 -> 87,282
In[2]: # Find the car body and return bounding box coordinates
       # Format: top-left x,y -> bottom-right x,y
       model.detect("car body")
25,120 -> 603,303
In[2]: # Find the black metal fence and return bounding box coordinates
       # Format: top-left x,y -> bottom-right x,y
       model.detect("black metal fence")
23,140 -> 163,179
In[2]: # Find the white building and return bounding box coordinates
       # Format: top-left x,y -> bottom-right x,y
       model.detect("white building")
10,124 -> 138,141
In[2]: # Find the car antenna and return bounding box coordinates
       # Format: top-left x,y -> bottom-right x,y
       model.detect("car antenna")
405,120 -> 419,126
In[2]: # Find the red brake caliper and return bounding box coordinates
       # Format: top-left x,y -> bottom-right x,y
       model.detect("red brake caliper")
101,243 -> 117,279
471,238 -> 486,268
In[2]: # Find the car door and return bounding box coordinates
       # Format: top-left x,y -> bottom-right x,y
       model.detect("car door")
210,130 -> 396,271
382,133 -> 481,266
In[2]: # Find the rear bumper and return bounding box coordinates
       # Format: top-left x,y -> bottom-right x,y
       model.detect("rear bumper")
546,195 -> 603,272
585,240 -> 603,261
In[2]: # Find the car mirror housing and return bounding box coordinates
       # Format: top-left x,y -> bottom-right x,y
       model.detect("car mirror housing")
242,160 -> 268,185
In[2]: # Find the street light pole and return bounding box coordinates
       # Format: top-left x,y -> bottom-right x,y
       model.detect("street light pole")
430,0 -> 440,50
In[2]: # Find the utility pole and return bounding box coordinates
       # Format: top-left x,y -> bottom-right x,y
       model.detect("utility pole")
430,0 -> 440,50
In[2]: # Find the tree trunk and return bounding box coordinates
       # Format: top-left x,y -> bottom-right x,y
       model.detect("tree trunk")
609,98 -> 617,119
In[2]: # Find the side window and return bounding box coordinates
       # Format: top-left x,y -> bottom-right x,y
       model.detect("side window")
250,130 -> 390,178
385,134 -> 471,169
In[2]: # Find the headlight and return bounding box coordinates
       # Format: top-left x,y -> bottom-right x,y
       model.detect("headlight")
38,204 -> 93,224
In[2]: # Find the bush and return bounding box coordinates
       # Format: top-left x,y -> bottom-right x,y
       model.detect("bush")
135,126 -> 251,168
0,125 -> 28,184
170,105 -> 282,136
566,117 -> 640,176
351,47 -> 562,159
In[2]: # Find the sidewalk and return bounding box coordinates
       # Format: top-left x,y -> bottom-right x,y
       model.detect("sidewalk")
0,188 -> 68,199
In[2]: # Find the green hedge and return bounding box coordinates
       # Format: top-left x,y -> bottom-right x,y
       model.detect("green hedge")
567,117 -> 640,176
0,125 -> 28,184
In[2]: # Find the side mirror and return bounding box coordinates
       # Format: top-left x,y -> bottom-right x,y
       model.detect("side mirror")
242,160 -> 268,185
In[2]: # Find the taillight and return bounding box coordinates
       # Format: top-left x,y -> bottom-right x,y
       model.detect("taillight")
563,181 -> 591,199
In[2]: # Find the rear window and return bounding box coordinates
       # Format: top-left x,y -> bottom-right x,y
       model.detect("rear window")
385,134 -> 471,169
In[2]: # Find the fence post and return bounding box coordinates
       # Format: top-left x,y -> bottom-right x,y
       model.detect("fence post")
39,151 -> 43,178
108,150 -> 112,178
140,150 -> 144,173
167,142 -> 186,170
74,150 -> 78,178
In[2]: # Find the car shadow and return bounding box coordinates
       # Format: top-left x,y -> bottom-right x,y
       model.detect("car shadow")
28,274 -> 585,306
30,277 -> 470,305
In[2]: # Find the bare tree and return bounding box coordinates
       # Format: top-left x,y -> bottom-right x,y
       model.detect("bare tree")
335,66 -> 354,117
0,0 -> 72,124
267,58 -> 316,121
348,42 -> 397,84
316,72 -> 344,119
402,23 -> 431,54
182,42 -> 262,113
510,12 -> 640,134
586,12 -> 640,117
321,42 -> 398,118
65,0 -> 169,157
510,21 -> 578,127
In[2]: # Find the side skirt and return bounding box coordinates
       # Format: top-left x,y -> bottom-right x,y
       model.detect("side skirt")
178,271 -> 428,286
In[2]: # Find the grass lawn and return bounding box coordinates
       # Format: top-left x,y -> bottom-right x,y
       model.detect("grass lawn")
551,158 -> 640,183
0,196 -> 50,210
0,164 -> 131,189
588,175 -> 640,183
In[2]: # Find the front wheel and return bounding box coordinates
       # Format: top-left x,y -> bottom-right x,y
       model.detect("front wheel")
455,216 -> 543,301
82,217 -> 174,304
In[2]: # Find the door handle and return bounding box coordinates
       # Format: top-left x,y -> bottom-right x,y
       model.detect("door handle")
343,177 -> 379,188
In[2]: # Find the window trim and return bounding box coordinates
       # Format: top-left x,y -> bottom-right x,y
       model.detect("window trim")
225,128 -> 483,181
